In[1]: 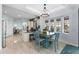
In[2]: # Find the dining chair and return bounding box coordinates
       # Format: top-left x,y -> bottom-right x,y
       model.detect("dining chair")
55,32 -> 60,50
50,32 -> 60,52
33,31 -> 49,48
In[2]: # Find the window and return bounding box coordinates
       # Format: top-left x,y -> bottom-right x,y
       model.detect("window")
55,18 -> 62,32
64,16 -> 69,33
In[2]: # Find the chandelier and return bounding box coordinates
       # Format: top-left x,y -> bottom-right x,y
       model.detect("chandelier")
41,4 -> 49,18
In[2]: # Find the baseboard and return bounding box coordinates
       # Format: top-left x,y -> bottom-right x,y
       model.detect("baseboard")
59,39 -> 78,47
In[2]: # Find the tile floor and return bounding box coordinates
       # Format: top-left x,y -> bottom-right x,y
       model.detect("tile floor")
0,34 -> 65,54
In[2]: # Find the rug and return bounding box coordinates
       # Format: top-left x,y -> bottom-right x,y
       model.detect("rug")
61,44 -> 79,54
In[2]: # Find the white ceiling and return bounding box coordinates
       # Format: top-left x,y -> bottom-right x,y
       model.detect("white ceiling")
2,4 -> 79,20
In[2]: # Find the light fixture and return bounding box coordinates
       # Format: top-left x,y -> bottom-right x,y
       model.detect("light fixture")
17,14 -> 21,18
40,4 -> 49,18
4,10 -> 7,14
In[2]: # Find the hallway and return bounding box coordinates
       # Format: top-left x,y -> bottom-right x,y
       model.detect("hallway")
0,34 -> 65,54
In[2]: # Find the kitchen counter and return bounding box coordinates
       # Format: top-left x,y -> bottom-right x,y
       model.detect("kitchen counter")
22,31 -> 30,42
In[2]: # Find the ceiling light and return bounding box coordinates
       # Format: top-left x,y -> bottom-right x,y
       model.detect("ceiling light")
40,4 -> 49,18
17,14 -> 21,18
4,11 -> 7,14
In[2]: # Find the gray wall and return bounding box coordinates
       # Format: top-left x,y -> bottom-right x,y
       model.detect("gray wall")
0,4 -> 2,49
78,9 -> 79,47
50,7 -> 78,47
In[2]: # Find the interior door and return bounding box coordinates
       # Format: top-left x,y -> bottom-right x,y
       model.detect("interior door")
2,20 -> 6,48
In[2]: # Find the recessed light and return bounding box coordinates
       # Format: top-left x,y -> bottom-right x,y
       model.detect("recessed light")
4,11 -> 7,14
17,14 -> 21,18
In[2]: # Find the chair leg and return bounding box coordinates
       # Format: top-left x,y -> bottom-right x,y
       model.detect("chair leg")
45,39 -> 49,48
57,41 -> 58,49
52,41 -> 54,49
39,42 -> 40,48
55,43 -> 56,52
45,42 -> 48,48
54,41 -> 57,52
35,42 -> 40,48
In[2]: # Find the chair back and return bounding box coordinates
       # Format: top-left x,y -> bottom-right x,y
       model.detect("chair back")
50,33 -> 56,40
33,31 -> 40,40
55,32 -> 60,41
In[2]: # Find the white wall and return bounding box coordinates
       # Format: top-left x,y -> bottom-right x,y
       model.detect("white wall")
2,15 -> 13,37
2,16 -> 27,37
0,4 -> 2,49
13,19 -> 27,30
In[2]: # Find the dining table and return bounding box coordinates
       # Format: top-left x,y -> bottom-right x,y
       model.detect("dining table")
40,31 -> 55,48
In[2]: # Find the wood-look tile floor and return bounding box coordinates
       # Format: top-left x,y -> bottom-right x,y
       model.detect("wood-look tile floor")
0,34 -> 65,54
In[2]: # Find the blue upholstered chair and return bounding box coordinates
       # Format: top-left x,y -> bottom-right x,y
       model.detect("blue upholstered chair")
33,31 -> 49,48
50,32 -> 60,52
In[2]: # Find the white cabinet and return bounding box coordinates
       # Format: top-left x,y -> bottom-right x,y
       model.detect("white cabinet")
22,32 -> 29,42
